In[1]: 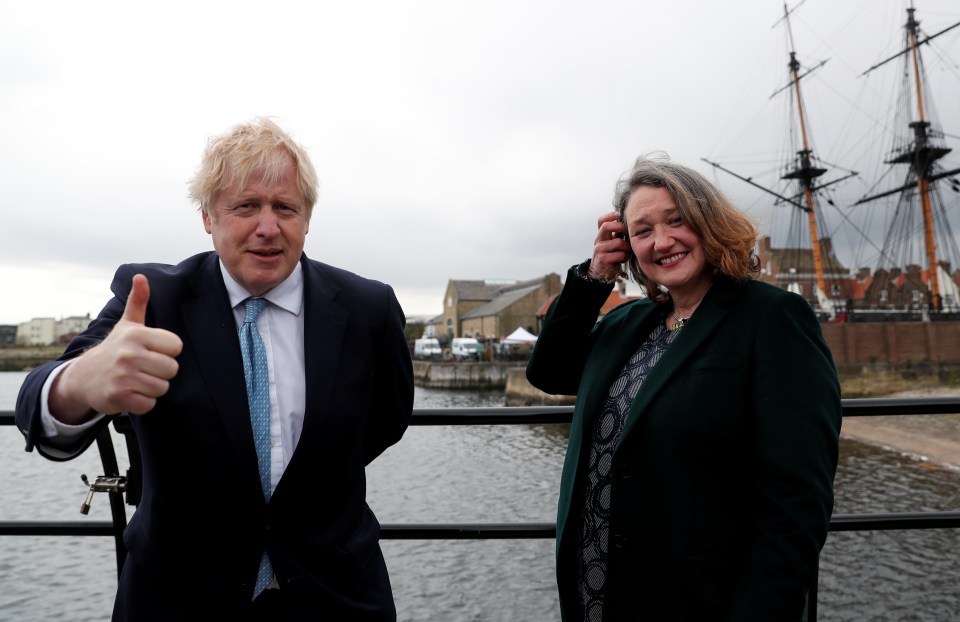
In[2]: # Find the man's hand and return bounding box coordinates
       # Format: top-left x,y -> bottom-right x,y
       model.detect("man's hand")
50,274 -> 184,423
590,211 -> 630,281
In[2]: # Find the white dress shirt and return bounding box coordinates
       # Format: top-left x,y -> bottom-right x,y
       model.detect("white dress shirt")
221,261 -> 306,494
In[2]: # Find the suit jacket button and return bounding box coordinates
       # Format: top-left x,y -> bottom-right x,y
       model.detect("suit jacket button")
612,534 -> 626,548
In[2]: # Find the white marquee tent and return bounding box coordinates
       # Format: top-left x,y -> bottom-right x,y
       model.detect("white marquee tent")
501,326 -> 538,344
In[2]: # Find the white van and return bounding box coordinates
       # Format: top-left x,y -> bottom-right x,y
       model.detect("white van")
451,337 -> 481,360
413,338 -> 442,359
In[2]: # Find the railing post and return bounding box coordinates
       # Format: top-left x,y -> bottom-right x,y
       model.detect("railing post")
94,426 -> 128,579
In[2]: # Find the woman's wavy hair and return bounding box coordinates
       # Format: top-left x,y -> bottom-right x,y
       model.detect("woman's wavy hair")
613,153 -> 760,303
188,116 -> 319,218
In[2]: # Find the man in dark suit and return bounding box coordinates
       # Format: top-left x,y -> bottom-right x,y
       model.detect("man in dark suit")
15,117 -> 414,621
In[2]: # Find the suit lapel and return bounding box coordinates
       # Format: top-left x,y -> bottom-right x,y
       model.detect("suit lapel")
181,253 -> 260,472
298,258 -> 349,444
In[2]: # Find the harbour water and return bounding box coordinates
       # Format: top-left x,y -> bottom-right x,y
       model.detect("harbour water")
1,371 -> 959,620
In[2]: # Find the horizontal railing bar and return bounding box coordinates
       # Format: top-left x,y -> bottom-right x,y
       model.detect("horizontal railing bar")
2,396 -> 960,428
839,397 -> 960,417
828,511 -> 960,531
0,410 -> 577,426
407,407 -> 573,425
4,512 -> 958,540
380,523 -> 556,539
0,521 -> 116,536
380,512 -> 960,538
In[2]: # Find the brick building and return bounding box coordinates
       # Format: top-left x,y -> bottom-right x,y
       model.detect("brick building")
441,274 -> 562,340
757,235 -> 960,316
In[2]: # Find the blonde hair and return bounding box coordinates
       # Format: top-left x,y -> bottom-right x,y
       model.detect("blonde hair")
188,117 -> 318,217
613,154 -> 760,303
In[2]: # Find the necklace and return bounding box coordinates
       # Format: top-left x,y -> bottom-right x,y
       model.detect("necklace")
671,313 -> 689,330
669,287 -> 710,330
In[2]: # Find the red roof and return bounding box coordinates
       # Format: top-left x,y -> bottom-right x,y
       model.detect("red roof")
600,290 -> 641,315
537,293 -> 558,317
536,290 -> 642,317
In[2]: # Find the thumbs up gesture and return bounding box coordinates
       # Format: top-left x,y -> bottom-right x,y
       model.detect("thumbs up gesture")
50,274 -> 184,422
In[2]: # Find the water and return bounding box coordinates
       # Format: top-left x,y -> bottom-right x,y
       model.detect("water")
2,372 -> 960,620
369,389 -> 565,621
821,439 -> 960,621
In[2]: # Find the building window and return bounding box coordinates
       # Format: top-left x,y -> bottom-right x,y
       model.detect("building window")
879,289 -> 888,303
911,289 -> 923,303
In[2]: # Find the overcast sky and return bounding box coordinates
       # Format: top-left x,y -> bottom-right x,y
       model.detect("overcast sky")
2,0 -> 959,324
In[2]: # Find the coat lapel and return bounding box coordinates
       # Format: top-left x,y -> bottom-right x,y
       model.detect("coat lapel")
578,302 -> 661,434
614,278 -> 739,452
556,300 -> 661,545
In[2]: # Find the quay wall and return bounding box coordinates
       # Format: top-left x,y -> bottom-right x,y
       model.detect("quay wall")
821,321 -> 960,367
414,362 -> 575,405
821,322 -> 960,397
412,360 -> 527,390
0,347 -> 62,372
504,368 -> 576,406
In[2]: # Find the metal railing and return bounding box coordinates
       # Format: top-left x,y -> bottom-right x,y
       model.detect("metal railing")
3,397 -> 960,620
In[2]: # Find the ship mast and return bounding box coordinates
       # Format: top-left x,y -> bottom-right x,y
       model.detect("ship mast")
856,2 -> 960,312
704,2 -> 861,315
902,5 -> 941,307
780,3 -> 828,298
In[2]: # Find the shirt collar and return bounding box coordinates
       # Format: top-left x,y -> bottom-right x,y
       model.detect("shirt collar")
218,260 -> 304,317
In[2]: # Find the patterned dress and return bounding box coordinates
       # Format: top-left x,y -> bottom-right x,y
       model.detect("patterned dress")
577,320 -> 682,621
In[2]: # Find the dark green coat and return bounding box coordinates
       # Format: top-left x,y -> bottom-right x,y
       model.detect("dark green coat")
527,267 -> 841,621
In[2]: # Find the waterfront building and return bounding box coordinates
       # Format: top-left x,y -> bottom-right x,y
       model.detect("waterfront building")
16,314 -> 92,346
441,274 -> 561,340
420,315 -> 443,339
16,318 -> 55,346
55,314 -> 93,344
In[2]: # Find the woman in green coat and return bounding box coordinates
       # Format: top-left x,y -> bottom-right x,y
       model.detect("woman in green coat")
527,155 -> 841,621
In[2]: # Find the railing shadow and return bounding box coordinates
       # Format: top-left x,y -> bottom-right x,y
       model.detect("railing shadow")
3,397 -> 960,621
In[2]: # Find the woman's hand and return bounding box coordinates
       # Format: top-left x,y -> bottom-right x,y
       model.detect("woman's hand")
590,211 -> 630,281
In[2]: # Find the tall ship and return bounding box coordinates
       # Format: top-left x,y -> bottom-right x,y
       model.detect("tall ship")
705,1 -> 960,322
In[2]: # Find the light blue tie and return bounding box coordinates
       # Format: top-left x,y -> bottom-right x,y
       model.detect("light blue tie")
239,297 -> 273,599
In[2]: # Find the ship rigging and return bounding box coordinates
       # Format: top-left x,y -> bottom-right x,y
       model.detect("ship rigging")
704,1 -> 960,321
854,3 -> 960,315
